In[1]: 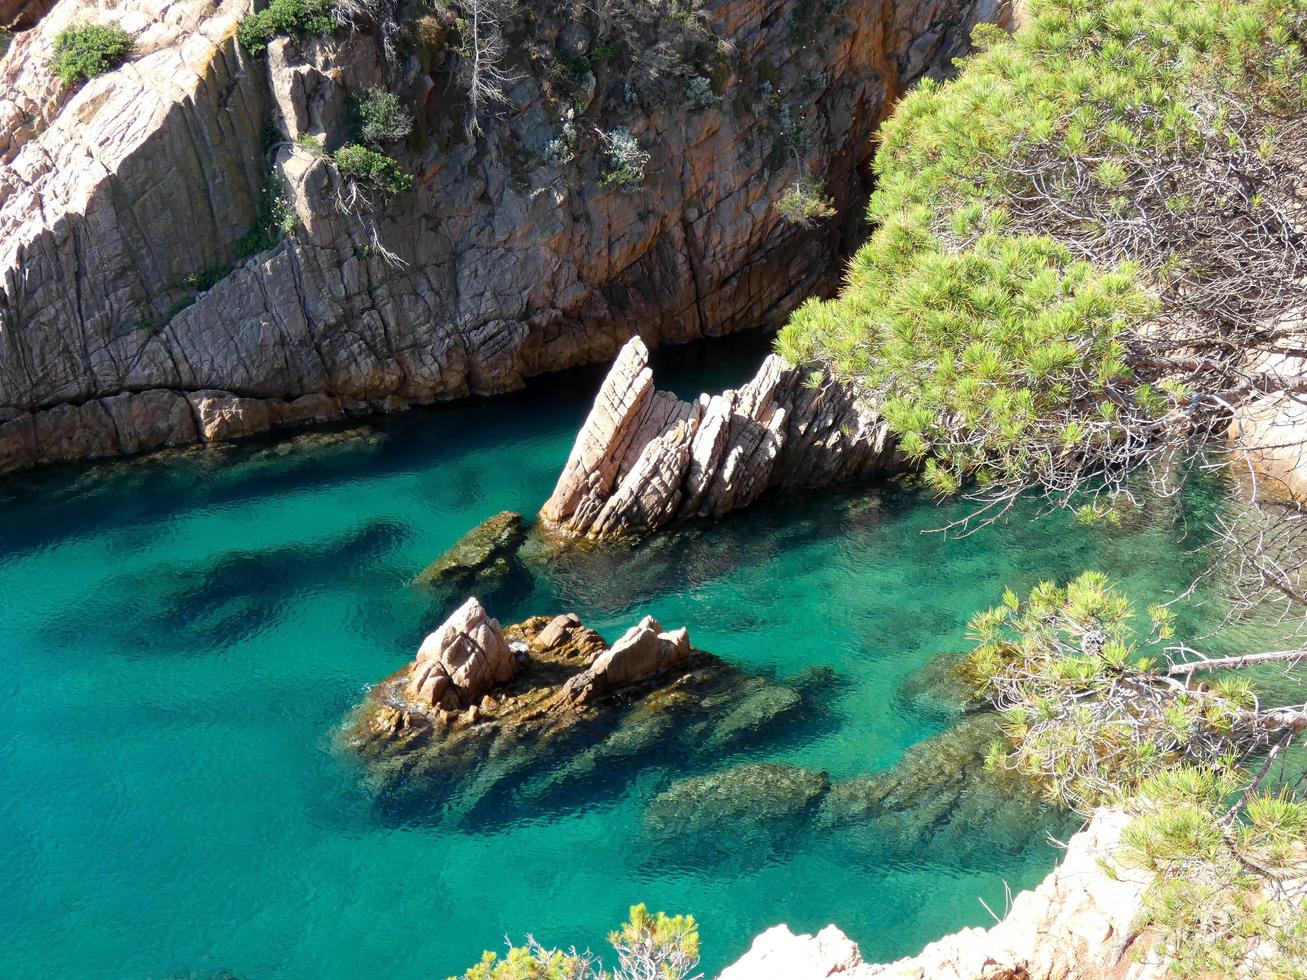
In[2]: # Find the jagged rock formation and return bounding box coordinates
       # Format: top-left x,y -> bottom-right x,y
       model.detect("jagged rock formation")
540,336 -> 902,538
405,596 -> 519,709
558,614 -> 691,702
0,0 -> 1021,474
722,808 -> 1161,980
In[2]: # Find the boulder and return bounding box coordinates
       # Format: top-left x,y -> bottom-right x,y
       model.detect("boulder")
405,597 -> 518,709
557,615 -> 693,703
414,511 -> 526,591
540,338 -> 903,539
720,925 -> 864,980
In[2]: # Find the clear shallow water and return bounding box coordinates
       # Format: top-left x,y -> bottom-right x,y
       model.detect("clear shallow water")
0,338 -> 1238,979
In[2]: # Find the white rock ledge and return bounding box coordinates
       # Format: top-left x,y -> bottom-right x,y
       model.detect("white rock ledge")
721,809 -> 1164,980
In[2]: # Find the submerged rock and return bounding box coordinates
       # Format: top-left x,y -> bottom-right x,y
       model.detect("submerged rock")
818,714 -> 1071,864
413,511 -> 527,592
645,763 -> 832,839
539,337 -> 904,539
896,651 -> 983,720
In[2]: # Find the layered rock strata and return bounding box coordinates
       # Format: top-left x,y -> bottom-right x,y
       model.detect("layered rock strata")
722,808 -> 1161,980
0,0 -> 1020,474
540,336 -> 902,538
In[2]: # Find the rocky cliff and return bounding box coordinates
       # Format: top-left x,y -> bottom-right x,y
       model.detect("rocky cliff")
540,335 -> 902,537
0,0 -> 1020,473
722,808 -> 1164,980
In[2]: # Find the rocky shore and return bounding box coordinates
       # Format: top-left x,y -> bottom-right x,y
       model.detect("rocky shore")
723,808 -> 1161,980
540,336 -> 903,538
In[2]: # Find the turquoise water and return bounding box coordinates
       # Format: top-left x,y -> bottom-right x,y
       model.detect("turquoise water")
0,338 -> 1232,979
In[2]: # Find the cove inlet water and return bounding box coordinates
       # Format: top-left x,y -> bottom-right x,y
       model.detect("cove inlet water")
0,336 -> 1233,978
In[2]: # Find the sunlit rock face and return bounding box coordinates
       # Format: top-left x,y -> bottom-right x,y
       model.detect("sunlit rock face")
723,808 -> 1162,980
0,0 -> 1018,473
540,336 -> 903,538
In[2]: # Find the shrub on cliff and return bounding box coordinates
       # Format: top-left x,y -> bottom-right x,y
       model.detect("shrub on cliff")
455,904 -> 701,980
777,0 -> 1307,517
964,572 -> 1307,975
52,23 -> 132,85
598,127 -> 650,190
236,0 -> 337,56
332,143 -> 413,194
354,87 -> 414,146
777,176 -> 836,227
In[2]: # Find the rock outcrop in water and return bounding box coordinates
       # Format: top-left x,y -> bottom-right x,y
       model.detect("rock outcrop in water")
0,0 -> 1021,474
405,597 -> 520,709
348,598 -> 823,819
540,337 -> 902,538
722,808 -> 1158,979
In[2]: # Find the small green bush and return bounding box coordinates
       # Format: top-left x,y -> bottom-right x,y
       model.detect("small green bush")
236,0 -> 336,57
456,904 -> 700,980
599,127 -> 650,190
354,87 -> 414,146
777,176 -> 836,227
52,24 -> 133,85
332,143 -> 413,194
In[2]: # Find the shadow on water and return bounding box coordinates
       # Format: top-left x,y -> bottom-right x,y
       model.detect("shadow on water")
51,519 -> 412,654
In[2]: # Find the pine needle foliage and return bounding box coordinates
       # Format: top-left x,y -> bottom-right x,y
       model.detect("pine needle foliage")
1122,769 -> 1307,976
965,574 -> 1307,976
776,0 -> 1307,511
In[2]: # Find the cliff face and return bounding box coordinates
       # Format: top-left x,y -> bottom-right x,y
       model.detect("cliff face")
722,809 -> 1164,980
0,0 -> 1018,473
